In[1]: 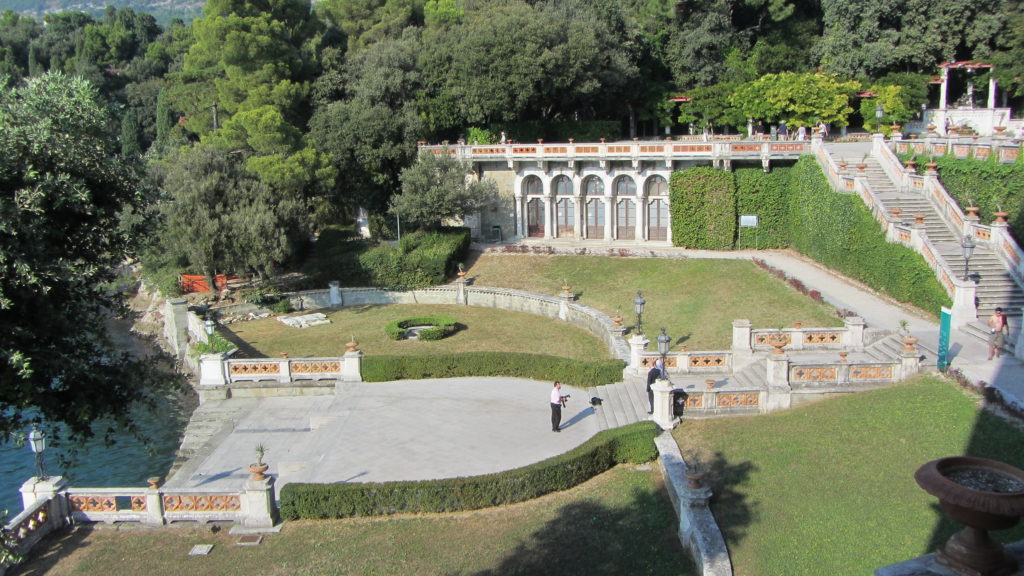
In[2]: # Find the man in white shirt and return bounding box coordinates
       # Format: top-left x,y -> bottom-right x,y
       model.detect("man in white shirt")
550,381 -> 568,432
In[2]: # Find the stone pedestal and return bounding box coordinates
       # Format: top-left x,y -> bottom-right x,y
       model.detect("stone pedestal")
949,277 -> 978,328
764,354 -> 792,412
629,333 -> 650,370
20,476 -> 68,512
238,476 -> 278,530
843,316 -> 866,351
342,349 -> 363,382
651,378 -> 676,430
456,278 -> 468,305
731,319 -> 752,353
558,292 -> 575,321
328,281 -> 342,307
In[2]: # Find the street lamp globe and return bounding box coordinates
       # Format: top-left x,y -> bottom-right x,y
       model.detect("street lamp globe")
657,327 -> 671,358
633,291 -> 646,335
27,424 -> 48,480
961,235 -> 976,281
204,317 -> 215,335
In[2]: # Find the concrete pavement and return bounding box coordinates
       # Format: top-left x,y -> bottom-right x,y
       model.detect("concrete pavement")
165,246 -> 1024,493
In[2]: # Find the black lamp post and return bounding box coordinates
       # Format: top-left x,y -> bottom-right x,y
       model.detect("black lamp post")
27,424 -> 47,481
961,234 -> 976,281
875,104 -> 884,130
633,290 -> 646,336
657,327 -> 671,369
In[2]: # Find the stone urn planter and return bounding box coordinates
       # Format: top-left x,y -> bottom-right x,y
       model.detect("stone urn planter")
994,211 -> 1009,224
965,206 -> 981,219
890,124 -> 901,133
995,126 -> 1008,135
612,312 -> 623,328
685,469 -> 705,490
915,456 -> 1024,576
249,444 -> 269,481
904,159 -> 917,171
855,163 -> 868,173
901,336 -> 919,352
838,160 -> 848,171
925,161 -> 939,172
927,124 -> 937,134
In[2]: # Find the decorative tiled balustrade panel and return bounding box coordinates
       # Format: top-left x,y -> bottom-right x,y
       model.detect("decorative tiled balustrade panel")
163,493 -> 241,513
788,362 -> 898,389
422,140 -> 809,163
638,353 -> 732,373
680,391 -> 761,412
67,488 -> 152,523
752,329 -> 848,351
228,360 -> 282,382
289,359 -> 342,380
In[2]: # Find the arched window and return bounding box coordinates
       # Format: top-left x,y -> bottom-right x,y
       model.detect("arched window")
583,176 -> 604,197
523,176 -> 542,196
646,175 -> 668,196
554,175 -> 573,196
614,176 -> 636,196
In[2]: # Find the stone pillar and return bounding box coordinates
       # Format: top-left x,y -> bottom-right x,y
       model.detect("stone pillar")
1016,307 -> 1024,361
731,320 -> 752,352
20,476 -> 68,512
939,67 -> 949,111
165,298 -> 189,358
144,482 -> 165,526
651,378 -> 676,430
198,353 -> 230,403
843,316 -> 866,351
629,333 -> 650,371
899,347 -> 921,380
949,278 -> 978,328
341,342 -> 363,382
763,354 -> 792,412
988,75 -> 997,109
328,281 -> 342,307
558,290 -> 575,321
238,476 -> 278,530
456,276 -> 467,305
278,359 -> 291,383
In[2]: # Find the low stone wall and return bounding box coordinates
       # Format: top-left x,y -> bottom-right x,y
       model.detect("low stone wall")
655,433 -> 732,576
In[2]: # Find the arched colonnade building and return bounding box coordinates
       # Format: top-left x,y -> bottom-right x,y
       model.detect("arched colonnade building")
420,138 -> 811,244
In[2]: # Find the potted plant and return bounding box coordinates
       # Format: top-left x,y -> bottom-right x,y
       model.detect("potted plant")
964,199 -> 980,219
838,158 -> 849,171
456,262 -> 466,280
855,153 -> 868,173
994,204 -> 1009,224
684,452 -> 706,489
611,308 -> 623,327
899,320 -> 918,351
249,444 -> 269,481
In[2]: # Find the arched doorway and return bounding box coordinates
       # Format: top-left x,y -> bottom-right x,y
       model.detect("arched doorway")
523,176 -> 544,237
554,175 -> 574,238
614,176 -> 636,240
583,176 -> 605,239
646,176 -> 669,241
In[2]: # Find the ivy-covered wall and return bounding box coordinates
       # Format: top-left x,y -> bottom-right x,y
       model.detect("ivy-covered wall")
668,158 -> 951,315
669,167 -> 735,249
932,155 -> 1024,245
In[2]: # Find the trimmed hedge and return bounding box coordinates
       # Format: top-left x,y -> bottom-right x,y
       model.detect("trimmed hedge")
384,315 -> 458,341
279,421 -> 660,519
359,227 -> 470,289
362,352 -> 626,387
734,167 -> 790,249
670,167 -> 736,249
786,156 -> 950,314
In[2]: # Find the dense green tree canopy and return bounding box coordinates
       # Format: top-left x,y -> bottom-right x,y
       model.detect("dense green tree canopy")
390,150 -> 497,229
0,73 -> 173,439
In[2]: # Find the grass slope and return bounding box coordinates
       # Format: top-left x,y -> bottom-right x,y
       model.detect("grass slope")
677,376 -> 1024,576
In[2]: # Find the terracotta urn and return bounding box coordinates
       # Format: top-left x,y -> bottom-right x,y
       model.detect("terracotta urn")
966,206 -> 981,219
927,124 -> 937,133
599,137 -> 606,143
915,457 -> 1024,576
926,161 -> 938,171
838,352 -> 849,363
914,214 -> 926,226
904,159 -> 917,171
561,284 -> 572,296
856,163 -> 868,173
705,379 -> 716,390
891,208 -> 903,219
793,321 -> 803,329
612,314 -> 623,327
838,160 -> 849,171
537,138 -> 543,144
679,343 -> 687,353
994,212 -> 1009,224
568,138 -> 574,144
890,124 -> 901,133
995,126 -> 1008,134
249,463 -> 270,481
685,469 -> 705,490
346,339 -> 359,353
147,477 -> 161,490
902,336 -> 919,351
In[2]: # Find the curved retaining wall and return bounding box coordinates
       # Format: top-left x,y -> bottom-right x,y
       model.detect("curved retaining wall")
289,284 -> 632,364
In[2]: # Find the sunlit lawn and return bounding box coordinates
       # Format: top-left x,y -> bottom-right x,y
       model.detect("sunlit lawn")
224,304 -> 609,360
14,466 -> 693,576
464,253 -> 841,349
677,376 -> 1024,576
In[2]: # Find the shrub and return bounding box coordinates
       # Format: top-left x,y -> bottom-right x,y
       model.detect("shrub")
359,228 -> 470,289
279,421 -> 659,519
273,299 -> 294,314
362,352 -> 625,387
191,332 -> 236,357
670,167 -> 736,249
384,316 -> 458,341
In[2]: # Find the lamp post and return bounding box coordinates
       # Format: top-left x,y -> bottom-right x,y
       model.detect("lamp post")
961,234 -> 976,281
633,290 -> 646,336
204,316 -> 215,336
27,424 -> 47,481
657,327 -> 671,374
875,103 -> 884,131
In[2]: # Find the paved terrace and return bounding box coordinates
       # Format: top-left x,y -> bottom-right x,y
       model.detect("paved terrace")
165,246 -> 1024,493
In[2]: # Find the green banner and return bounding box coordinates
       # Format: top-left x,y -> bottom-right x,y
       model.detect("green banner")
937,307 -> 951,372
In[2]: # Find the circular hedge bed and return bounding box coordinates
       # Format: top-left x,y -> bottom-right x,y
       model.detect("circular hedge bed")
385,315 -> 458,341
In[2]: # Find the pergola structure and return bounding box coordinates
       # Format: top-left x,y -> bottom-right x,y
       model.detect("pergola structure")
937,60 -> 996,110
925,60 -> 1014,136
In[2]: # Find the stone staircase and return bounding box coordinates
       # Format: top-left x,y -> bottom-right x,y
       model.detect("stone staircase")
826,142 -> 1024,321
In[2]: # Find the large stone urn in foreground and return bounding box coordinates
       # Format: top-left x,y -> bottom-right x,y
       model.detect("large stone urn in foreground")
915,457 -> 1024,576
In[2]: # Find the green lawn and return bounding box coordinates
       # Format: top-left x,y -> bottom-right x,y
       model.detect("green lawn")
223,304 -> 609,360
14,466 -> 692,576
677,376 -> 1024,576
465,253 -> 842,349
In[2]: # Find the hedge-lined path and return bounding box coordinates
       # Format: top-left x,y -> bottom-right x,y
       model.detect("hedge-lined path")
163,377 -> 600,491
508,240 -> 1024,413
